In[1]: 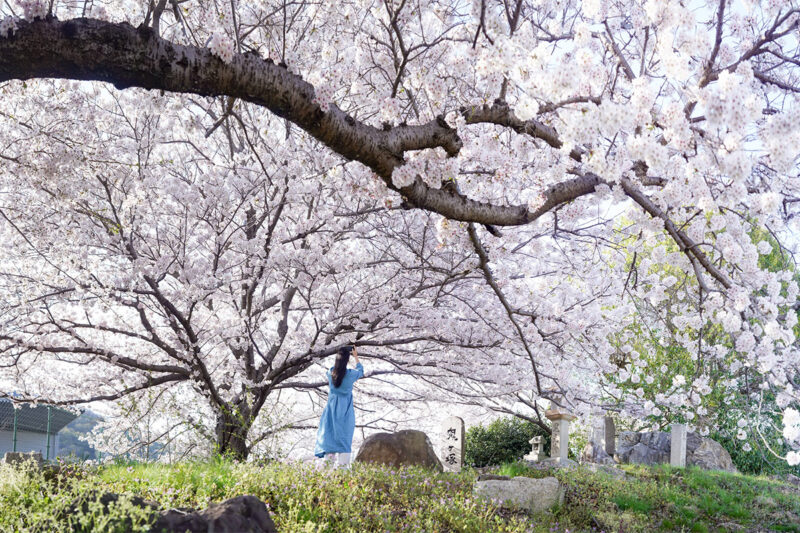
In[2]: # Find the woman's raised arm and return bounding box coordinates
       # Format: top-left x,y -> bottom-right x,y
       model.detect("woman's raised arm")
352,346 -> 364,379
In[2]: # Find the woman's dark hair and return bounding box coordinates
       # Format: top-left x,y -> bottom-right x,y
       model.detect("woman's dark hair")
331,346 -> 352,388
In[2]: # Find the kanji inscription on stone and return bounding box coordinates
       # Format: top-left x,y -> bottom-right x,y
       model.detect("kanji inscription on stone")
441,416 -> 464,472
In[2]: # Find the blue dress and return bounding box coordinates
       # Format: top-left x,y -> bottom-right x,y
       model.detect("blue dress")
314,362 -> 364,457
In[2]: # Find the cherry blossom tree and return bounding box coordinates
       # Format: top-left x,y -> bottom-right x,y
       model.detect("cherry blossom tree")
0,84 -> 496,458
1,0 -> 800,462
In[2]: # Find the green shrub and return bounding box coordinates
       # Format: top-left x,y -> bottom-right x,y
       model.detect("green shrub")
0,462 -> 154,533
464,417 -> 549,467
710,415 -> 800,477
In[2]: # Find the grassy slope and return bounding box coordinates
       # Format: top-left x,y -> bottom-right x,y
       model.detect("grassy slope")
1,459 -> 799,532
556,464 -> 800,533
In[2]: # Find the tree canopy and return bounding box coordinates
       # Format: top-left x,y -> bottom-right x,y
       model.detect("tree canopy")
0,0 -> 799,461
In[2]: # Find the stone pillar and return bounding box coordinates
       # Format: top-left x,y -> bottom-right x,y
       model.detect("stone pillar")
545,408 -> 576,464
441,416 -> 465,472
670,423 -> 687,468
603,416 -> 616,457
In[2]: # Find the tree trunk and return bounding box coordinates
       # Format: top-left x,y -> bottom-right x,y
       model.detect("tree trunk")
215,407 -> 251,461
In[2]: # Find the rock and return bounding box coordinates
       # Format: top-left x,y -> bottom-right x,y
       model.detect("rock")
64,491 -> 160,516
603,416 -> 616,456
580,441 -> 616,465
686,431 -> 704,452
476,474 -> 510,481
61,491 -> 161,531
521,460 -> 554,471
63,493 -> 276,533
614,431 -> 737,473
355,429 -> 443,471
628,442 -> 668,465
616,431 -> 640,451
639,430 -> 672,452
153,495 -> 277,533
689,438 -> 736,473
2,451 -> 43,468
474,476 -> 564,514
616,431 -> 671,465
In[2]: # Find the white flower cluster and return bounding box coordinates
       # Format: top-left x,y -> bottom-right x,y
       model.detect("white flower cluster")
627,131 -> 670,174
391,149 -> 458,190
435,216 -> 468,246
380,97 -> 402,123
0,16 -> 17,37
582,0 -> 605,20
391,161 -> 418,188
785,408 -> 800,466
514,94 -> 539,121
784,408 -> 800,442
18,0 -> 47,20
762,108 -> 800,173
759,192 -> 781,215
208,31 -> 235,64
87,5 -> 109,20
699,68 -> 760,133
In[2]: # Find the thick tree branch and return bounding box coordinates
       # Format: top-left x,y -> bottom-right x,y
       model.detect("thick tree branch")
462,100 -> 584,161
0,373 -> 188,405
0,17 -> 603,227
0,17 -> 744,288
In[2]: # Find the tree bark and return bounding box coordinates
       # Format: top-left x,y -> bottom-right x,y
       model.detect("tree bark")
215,405 -> 252,461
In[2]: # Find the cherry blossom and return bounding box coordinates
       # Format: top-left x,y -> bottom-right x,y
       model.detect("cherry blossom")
0,0 -> 798,461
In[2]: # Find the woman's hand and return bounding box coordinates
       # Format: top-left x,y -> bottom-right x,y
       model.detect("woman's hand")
352,346 -> 359,364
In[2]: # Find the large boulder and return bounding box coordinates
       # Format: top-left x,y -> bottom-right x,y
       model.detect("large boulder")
61,492 -> 161,532
639,430 -> 672,451
474,476 -> 564,514
355,429 -> 443,471
616,431 -> 640,451
614,431 -> 737,473
580,441 -> 616,465
63,493 -> 276,533
153,495 -> 277,533
689,438 -> 736,472
627,442 -> 668,465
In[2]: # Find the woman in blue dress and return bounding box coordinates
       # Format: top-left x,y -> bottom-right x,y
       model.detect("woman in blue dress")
314,345 -> 364,466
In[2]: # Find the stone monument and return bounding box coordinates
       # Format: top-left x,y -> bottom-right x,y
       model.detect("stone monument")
545,404 -> 576,464
524,435 -> 546,462
603,415 -> 616,456
670,423 -> 687,468
441,416 -> 465,472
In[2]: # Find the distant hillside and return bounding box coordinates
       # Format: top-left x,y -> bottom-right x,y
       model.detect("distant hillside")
58,411 -> 102,460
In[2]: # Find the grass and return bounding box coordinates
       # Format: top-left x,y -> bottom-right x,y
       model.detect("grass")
494,460 -> 555,479
1,458 -> 800,532
0,458 -> 533,533
555,464 -> 800,532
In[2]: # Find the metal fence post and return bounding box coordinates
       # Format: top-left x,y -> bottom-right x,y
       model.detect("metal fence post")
45,406 -> 52,461
12,407 -> 18,452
